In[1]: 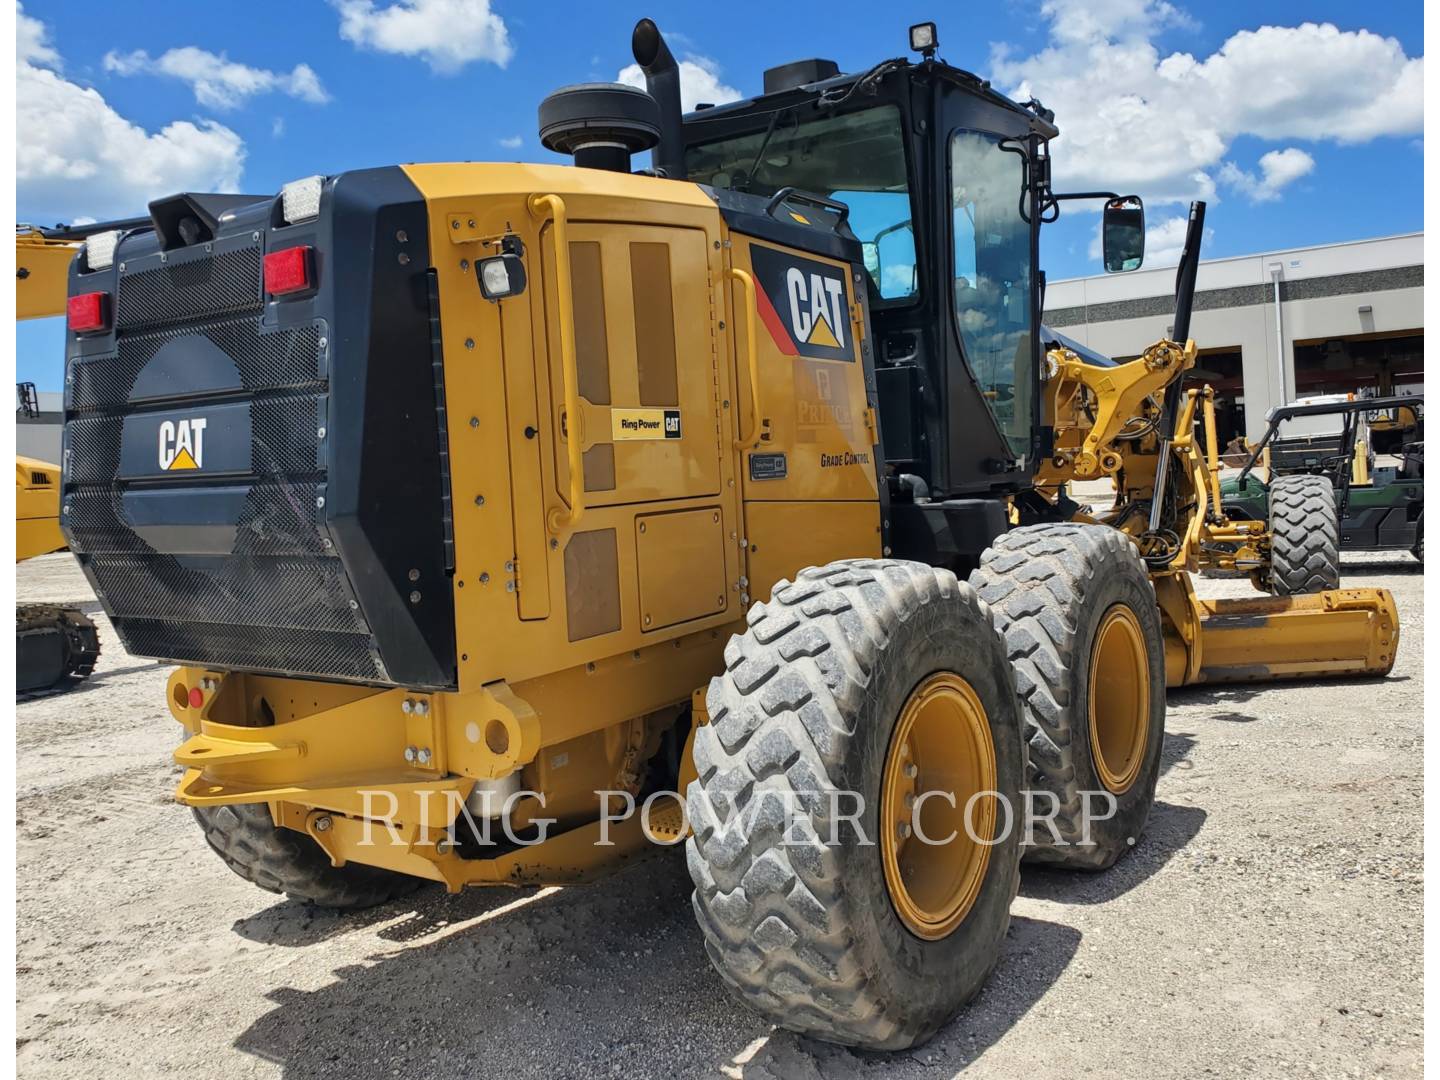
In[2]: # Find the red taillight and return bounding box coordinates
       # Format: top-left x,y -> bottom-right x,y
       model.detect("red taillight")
67,291 -> 109,333
188,687 -> 205,709
264,245 -> 313,296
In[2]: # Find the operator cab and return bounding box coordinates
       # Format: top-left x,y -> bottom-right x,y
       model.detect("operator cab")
665,23 -> 1142,504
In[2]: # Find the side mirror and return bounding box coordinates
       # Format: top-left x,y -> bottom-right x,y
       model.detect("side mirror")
871,222 -> 917,299
1102,196 -> 1145,273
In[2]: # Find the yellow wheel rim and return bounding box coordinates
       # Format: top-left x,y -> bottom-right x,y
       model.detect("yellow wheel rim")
880,673 -> 997,941
1088,605 -> 1150,794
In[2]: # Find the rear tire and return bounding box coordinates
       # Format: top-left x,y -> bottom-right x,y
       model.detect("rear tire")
687,560 -> 1024,1050
1268,474 -> 1340,595
193,804 -> 424,910
969,524 -> 1166,871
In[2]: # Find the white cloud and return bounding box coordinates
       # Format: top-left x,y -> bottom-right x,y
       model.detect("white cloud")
104,47 -> 330,110
991,2 -> 1423,207
17,2 -> 58,67
1219,147 -> 1315,203
617,54 -> 741,113
16,6 -> 245,222
332,0 -> 513,73
1088,213 -> 1215,268
1044,0 -> 1196,45
498,134 -> 522,149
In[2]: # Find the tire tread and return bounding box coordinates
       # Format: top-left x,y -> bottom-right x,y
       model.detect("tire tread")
193,803 -> 423,910
688,559 -> 1018,1049
1268,474 -> 1341,595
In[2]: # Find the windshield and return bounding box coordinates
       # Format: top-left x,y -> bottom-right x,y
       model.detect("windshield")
686,106 -> 916,301
951,130 -> 1033,457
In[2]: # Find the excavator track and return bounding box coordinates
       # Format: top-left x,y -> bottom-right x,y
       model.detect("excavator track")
16,604 -> 101,695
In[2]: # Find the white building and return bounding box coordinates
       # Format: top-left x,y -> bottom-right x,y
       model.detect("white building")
1044,233 -> 1424,446
17,389 -> 63,463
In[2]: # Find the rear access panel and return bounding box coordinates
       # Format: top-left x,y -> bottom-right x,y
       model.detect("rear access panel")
539,222 -> 721,508
636,507 -> 727,631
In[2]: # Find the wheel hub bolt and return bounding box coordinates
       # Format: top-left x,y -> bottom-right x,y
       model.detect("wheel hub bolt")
903,763 -> 918,780
897,822 -> 912,839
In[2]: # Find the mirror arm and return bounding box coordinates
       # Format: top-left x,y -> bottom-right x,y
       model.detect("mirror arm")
1049,190 -> 1122,204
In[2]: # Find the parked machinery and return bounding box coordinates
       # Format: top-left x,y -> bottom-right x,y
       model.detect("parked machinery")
1221,394 -> 1424,565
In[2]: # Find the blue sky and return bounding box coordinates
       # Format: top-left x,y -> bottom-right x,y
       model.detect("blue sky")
16,0 -> 1424,390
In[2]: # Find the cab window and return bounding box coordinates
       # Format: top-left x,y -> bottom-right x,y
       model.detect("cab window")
686,105 -> 916,302
951,130 -> 1033,456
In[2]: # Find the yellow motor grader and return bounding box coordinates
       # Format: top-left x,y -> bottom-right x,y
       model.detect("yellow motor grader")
55,18 -> 1396,1050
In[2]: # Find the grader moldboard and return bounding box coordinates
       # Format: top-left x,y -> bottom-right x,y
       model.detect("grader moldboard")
58,18 -> 1397,1049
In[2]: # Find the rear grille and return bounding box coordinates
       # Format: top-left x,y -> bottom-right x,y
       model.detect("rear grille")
69,318 -> 322,413
88,553 -> 364,631
64,392 -> 323,484
64,237 -> 388,684
116,244 -> 263,332
65,480 -> 329,556
63,178 -> 452,689
119,619 -> 385,683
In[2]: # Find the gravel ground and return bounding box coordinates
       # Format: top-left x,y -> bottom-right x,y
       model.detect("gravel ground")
15,549 -> 1423,1079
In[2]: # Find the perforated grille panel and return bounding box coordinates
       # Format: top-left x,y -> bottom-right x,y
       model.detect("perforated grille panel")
88,553 -> 366,631
64,392 -> 323,484
115,244 -> 263,331
65,480 -> 329,557
62,177 -> 451,689
62,236 -> 392,685
118,619 -> 385,683
69,317 -> 322,413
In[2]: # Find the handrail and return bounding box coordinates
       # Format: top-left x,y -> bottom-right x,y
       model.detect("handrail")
528,193 -> 584,532
728,267 -> 764,451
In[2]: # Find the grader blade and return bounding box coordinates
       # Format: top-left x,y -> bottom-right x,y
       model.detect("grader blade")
1182,589 -> 1399,686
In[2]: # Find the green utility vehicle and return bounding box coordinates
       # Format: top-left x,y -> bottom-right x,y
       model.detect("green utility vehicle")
1221,395 -> 1423,565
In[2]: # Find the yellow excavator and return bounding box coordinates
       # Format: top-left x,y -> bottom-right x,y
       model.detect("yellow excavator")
14,221 -> 141,691
50,18 -> 1398,1051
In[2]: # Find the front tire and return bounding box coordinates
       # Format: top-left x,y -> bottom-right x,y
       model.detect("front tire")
687,560 -> 1024,1050
1268,474 -> 1340,594
970,524 -> 1167,871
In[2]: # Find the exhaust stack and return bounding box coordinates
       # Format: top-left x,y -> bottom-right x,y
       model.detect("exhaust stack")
631,18 -> 684,178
